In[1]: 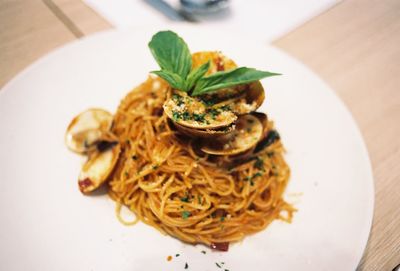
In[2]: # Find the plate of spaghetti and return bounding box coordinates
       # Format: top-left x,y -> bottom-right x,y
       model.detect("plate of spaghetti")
0,26 -> 374,271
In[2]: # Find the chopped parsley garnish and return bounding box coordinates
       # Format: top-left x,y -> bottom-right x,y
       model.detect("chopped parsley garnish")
254,157 -> 264,170
152,164 -> 159,170
184,262 -> 189,269
175,253 -> 180,257
182,211 -> 191,219
208,108 -> 220,120
172,94 -> 184,106
180,196 -> 190,203
131,155 -> 138,160
201,250 -> 206,254
253,172 -> 263,179
200,97 -> 217,106
182,111 -> 191,120
220,216 -> 225,222
181,191 -> 191,202
219,105 -> 231,111
244,171 -> 263,182
124,172 -> 129,177
197,194 -> 202,204
216,262 -> 222,268
172,111 -> 182,121
193,113 -> 206,123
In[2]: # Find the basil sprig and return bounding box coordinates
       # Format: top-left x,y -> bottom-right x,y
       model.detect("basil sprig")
148,30 -> 280,96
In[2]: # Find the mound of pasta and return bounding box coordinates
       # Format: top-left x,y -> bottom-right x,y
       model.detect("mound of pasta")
108,76 -> 294,249
65,30 -> 295,251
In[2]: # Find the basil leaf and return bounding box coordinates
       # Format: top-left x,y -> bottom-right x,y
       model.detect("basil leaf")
192,67 -> 281,96
184,61 -> 210,91
148,31 -> 192,79
151,70 -> 184,90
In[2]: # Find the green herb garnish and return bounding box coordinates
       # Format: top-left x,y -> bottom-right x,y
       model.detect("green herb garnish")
254,157 -> 264,170
253,172 -> 263,179
172,111 -> 182,121
180,196 -> 190,203
200,97 -> 217,106
192,113 -> 206,123
172,94 -> 184,106
184,262 -> 189,269
182,211 -> 191,220
148,31 -> 280,95
182,111 -> 191,120
219,105 -> 231,111
208,108 -> 220,120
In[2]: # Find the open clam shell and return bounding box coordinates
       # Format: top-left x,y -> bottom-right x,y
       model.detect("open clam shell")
163,51 -> 265,133
163,90 -> 237,130
78,143 -> 121,194
65,108 -> 113,154
201,114 -> 263,156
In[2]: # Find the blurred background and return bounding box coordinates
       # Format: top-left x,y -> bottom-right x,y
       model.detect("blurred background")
0,0 -> 399,270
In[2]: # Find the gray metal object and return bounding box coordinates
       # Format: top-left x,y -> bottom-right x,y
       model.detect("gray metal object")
180,0 -> 230,14
143,0 -> 197,22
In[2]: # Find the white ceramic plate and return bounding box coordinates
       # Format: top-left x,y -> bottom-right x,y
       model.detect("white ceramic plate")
0,26 -> 374,271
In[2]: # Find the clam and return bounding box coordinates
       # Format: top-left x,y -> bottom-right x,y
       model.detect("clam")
78,143 -> 121,194
65,108 -> 113,153
163,90 -> 237,130
201,114 -> 263,156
